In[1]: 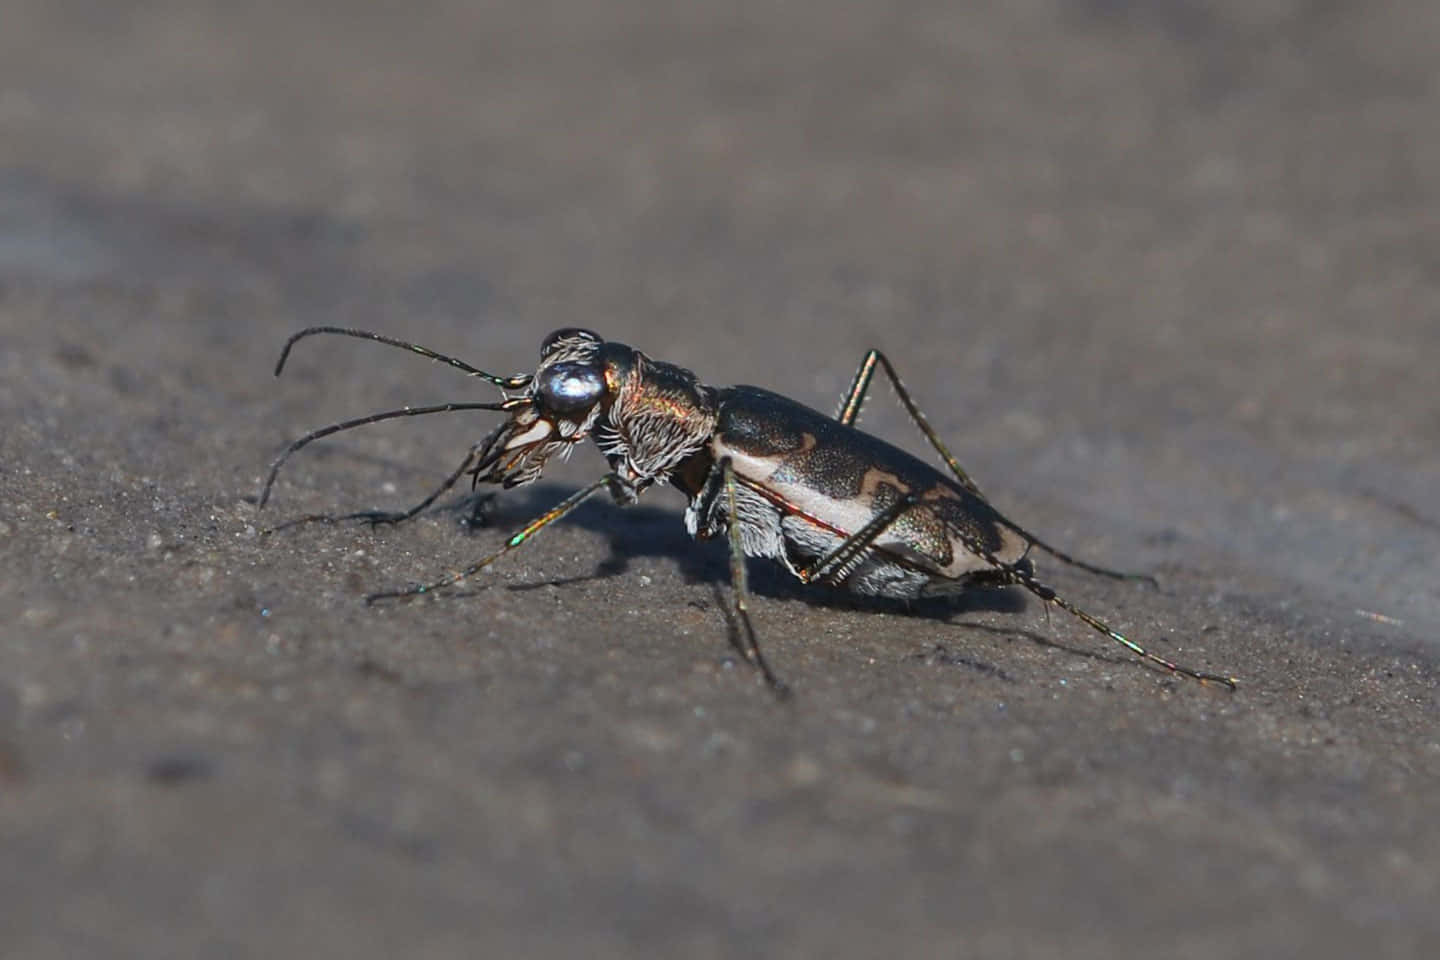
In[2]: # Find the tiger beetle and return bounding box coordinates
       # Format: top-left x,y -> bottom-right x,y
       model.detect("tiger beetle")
258,326 -> 1238,695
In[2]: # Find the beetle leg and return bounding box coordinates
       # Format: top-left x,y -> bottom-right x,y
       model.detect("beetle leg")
834,349 -> 987,498
836,349 -> 1156,587
782,481 -> 1233,686
365,474 -> 614,603
257,401 -> 519,513
684,453 -> 731,544
934,516 -> 1237,689
795,493 -> 920,587
721,457 -> 789,696
994,519 -> 1159,586
264,440 -> 489,533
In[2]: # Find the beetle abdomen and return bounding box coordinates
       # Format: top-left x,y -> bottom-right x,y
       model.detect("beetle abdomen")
710,387 -> 1031,595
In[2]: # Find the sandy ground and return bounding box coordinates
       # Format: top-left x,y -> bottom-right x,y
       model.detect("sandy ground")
2,1 -> 1438,956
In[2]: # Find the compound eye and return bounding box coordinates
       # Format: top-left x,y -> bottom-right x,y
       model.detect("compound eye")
538,363 -> 605,414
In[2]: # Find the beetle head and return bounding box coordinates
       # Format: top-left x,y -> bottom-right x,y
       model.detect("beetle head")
472,329 -> 611,488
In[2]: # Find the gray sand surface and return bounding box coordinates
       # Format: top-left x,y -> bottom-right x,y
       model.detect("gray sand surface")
2,2 -> 1438,956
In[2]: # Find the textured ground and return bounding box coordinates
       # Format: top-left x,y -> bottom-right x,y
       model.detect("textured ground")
2,2 -> 1438,957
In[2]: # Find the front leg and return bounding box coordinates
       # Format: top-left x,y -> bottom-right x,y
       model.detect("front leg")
366,474 -> 616,603
266,443 -> 485,534
603,469 -> 646,507
603,452 -> 663,507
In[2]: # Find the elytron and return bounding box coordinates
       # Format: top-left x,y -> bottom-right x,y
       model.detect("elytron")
259,326 -> 1237,694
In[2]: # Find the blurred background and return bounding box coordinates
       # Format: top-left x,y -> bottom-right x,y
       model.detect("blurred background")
2,2 -> 1437,957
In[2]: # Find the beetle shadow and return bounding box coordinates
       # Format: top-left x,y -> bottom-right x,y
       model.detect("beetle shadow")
418,485 -> 1192,683
445,484 -> 1032,622
945,621 -> 1192,682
